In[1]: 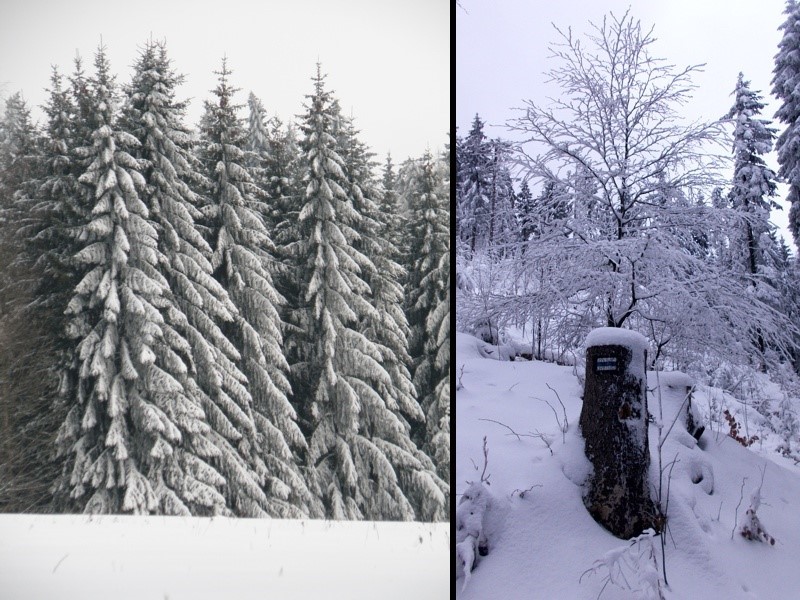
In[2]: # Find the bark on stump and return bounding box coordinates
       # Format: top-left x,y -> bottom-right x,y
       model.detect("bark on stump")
580,328 -> 657,539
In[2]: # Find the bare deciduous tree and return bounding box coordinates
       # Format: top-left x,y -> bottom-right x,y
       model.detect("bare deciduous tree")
503,10 -> 796,370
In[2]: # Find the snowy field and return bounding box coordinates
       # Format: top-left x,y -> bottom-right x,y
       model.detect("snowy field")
456,332 -> 800,599
0,515 -> 449,599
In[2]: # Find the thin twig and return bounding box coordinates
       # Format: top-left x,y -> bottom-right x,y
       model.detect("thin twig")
659,387 -> 694,451
545,382 -> 569,430
479,418 -> 526,441
535,383 -> 569,443
732,477 -> 748,540
511,484 -> 542,499
479,436 -> 490,483
478,418 -> 554,455
456,364 -> 466,391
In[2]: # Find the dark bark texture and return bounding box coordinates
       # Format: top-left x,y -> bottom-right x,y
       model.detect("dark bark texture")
580,343 -> 656,538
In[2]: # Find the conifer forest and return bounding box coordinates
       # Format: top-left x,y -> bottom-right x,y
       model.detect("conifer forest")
0,40 -> 450,521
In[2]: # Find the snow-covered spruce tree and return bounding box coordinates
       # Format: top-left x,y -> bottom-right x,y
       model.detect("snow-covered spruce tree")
402,151 -> 450,485
334,112 -> 448,520
267,119 -> 302,220
725,73 -> 782,366
726,73 -> 780,278
54,45 -> 227,515
505,11 -> 796,370
31,68 -> 85,316
5,67 -> 88,512
514,180 -> 535,242
246,92 -> 271,160
67,54 -> 98,168
773,0 -> 800,248
0,92 -> 41,318
117,40 -> 289,517
457,114 -> 491,255
288,65 -> 437,520
264,118 -> 302,298
425,249 -> 450,486
198,58 -> 317,518
0,92 -> 40,272
244,92 -> 274,221
0,91 -> 64,512
380,153 -> 408,262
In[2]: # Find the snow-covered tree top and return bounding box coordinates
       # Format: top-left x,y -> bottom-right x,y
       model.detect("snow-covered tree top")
585,327 -> 648,353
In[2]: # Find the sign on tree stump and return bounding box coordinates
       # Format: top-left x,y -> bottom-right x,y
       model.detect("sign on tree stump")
580,328 -> 657,539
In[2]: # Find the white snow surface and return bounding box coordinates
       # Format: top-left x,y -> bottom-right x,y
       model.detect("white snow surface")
585,326 -> 649,353
456,332 -> 800,599
0,515 -> 448,599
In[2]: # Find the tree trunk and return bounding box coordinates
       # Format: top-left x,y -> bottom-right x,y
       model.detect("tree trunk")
580,331 -> 657,538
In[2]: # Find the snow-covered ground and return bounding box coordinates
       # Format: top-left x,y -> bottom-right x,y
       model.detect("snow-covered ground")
0,515 -> 449,599
456,331 -> 800,599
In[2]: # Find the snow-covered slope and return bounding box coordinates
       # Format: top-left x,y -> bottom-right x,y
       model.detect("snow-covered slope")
0,516 -> 448,599
456,332 -> 800,599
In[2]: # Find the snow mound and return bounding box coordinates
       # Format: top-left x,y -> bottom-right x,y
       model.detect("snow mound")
456,331 -> 490,360
658,370 -> 694,389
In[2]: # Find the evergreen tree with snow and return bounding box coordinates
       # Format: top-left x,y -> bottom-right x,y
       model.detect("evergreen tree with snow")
727,73 -> 782,367
0,91 -> 66,511
287,65 -> 444,520
727,73 -> 780,277
334,112 -> 448,520
34,67 -> 83,308
11,69 -> 84,510
246,92 -> 271,161
54,45 -> 227,514
402,150 -> 450,488
67,54 -> 99,171
457,114 -> 491,255
197,58 -> 316,518
244,92 -> 274,221
0,92 -> 39,203
266,122 -> 305,339
116,40 -> 279,517
380,153 -> 408,261
515,180 -> 535,242
774,0 -> 800,248
0,92 -> 41,306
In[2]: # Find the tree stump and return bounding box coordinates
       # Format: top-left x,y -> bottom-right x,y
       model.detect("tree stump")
580,328 -> 657,539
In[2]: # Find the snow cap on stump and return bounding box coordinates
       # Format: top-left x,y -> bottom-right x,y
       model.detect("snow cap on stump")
585,327 -> 648,353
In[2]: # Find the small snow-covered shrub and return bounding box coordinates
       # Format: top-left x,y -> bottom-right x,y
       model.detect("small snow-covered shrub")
456,482 -> 491,591
580,529 -> 664,600
740,485 -> 775,546
469,317 -> 506,346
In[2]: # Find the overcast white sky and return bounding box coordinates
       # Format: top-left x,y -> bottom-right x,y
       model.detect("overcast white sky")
457,0 -> 795,248
0,0 -> 449,164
